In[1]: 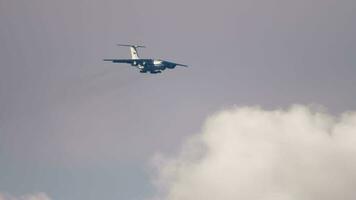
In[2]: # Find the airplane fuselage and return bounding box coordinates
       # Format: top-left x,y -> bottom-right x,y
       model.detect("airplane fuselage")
104,44 -> 187,74
131,59 -> 177,73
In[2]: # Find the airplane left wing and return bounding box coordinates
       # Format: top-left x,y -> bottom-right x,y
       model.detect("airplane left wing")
175,63 -> 188,67
163,61 -> 188,67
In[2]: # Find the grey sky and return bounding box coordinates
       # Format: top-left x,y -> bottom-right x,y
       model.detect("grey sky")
0,0 -> 356,199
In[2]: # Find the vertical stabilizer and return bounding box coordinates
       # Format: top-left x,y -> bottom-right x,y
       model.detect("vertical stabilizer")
130,46 -> 140,59
117,44 -> 145,60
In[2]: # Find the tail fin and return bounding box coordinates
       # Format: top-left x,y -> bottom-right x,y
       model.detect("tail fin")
117,44 -> 145,60
129,46 -> 140,59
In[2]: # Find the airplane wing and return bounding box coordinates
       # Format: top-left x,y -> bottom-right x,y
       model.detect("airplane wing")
103,59 -> 152,65
103,59 -> 135,64
175,63 -> 188,67
163,61 -> 188,67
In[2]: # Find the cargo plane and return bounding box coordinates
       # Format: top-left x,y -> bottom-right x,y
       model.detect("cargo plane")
104,44 -> 187,73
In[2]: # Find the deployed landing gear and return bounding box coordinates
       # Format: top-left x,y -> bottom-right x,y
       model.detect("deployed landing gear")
150,70 -> 161,74
139,69 -> 161,74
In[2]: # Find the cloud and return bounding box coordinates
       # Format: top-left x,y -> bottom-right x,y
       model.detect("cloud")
151,105 -> 356,200
0,193 -> 51,200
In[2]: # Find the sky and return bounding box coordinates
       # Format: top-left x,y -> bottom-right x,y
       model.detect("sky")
0,0 -> 356,200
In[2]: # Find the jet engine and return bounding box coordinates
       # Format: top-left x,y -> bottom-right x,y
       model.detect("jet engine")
166,64 -> 176,69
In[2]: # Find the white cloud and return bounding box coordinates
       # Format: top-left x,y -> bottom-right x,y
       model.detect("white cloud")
152,105 -> 356,200
0,193 -> 51,200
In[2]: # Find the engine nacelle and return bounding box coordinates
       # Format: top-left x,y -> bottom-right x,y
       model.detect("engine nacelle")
131,61 -> 138,66
166,64 -> 176,69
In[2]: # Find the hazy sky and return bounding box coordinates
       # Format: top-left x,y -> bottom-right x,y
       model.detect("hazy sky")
0,0 -> 356,200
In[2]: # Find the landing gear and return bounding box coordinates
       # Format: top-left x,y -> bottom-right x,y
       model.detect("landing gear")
150,70 -> 161,74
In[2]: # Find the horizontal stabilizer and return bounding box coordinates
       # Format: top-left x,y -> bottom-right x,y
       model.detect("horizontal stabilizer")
117,44 -> 145,48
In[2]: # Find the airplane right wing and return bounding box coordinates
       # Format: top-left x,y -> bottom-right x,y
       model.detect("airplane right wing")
103,59 -> 152,65
103,59 -> 135,64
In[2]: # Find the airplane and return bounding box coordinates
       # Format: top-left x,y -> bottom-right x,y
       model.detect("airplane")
103,44 -> 188,73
